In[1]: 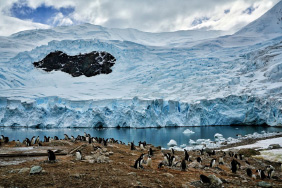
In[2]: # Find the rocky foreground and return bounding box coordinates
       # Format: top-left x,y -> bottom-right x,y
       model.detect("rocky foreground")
0,137 -> 282,188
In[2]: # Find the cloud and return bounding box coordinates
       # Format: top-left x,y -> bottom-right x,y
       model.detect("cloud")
0,0 -> 280,36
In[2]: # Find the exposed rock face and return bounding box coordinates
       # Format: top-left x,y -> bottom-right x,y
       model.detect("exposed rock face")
33,51 -> 116,77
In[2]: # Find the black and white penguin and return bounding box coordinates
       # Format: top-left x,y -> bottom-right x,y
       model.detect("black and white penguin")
31,136 -> 36,145
169,156 -> 176,167
148,148 -> 153,156
140,143 -> 145,150
210,158 -> 216,168
76,150 -> 82,160
219,157 -> 224,165
171,148 -> 175,155
184,149 -> 189,161
133,154 -> 144,169
246,168 -> 252,177
229,151 -> 234,157
64,134 -> 70,140
200,174 -> 211,184
239,154 -> 244,160
35,136 -> 40,144
266,165 -> 274,172
257,169 -> 266,180
268,169 -> 274,179
231,159 -> 240,173
158,162 -> 164,169
181,159 -> 187,171
130,142 -> 136,150
197,157 -> 202,164
163,153 -> 170,165
44,136 -> 50,142
54,136 -> 59,140
1,135 -> 9,143
147,155 -> 152,167
25,138 -> 31,146
47,150 -> 56,161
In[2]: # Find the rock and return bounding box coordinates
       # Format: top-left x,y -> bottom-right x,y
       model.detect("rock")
102,148 -> 107,152
18,168 -> 30,174
33,51 -> 116,77
258,181 -> 272,187
268,144 -> 280,149
208,174 -> 223,187
109,151 -> 114,155
188,161 -> 203,169
238,148 -> 260,157
163,173 -> 174,178
242,180 -> 248,183
30,166 -> 42,175
84,155 -> 94,160
104,152 -> 110,156
128,172 -> 137,176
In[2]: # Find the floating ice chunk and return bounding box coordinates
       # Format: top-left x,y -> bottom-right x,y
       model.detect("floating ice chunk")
214,133 -> 223,138
167,139 -> 177,147
183,129 -> 195,134
189,139 -> 196,145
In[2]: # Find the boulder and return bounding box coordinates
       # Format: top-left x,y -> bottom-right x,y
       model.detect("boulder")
30,166 -> 42,175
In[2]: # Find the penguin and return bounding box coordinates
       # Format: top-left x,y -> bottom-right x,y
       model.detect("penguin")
266,165 -> 274,172
239,154 -> 244,160
44,136 -> 49,142
268,169 -> 274,179
184,149 -> 189,161
54,136 -> 59,140
234,153 -> 238,159
38,142 -> 42,146
130,142 -> 136,150
158,162 -> 164,169
257,169 -> 266,180
169,156 -> 176,167
229,151 -> 234,157
147,155 -> 152,167
76,150 -> 82,160
246,168 -> 252,177
64,134 -> 70,140
219,157 -> 224,165
35,136 -> 40,144
181,159 -> 187,171
31,136 -> 36,145
134,154 -> 144,169
88,136 -> 92,144
171,148 -> 175,155
200,174 -> 210,184
163,153 -> 170,165
140,143 -> 145,150
196,157 -> 202,164
231,159 -> 240,173
210,158 -> 216,168
1,135 -> 9,143
148,148 -> 153,156
25,138 -> 31,146
47,150 -> 56,161
71,136 -> 75,142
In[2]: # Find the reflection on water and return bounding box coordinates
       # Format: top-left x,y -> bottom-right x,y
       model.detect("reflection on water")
1,126 -> 281,148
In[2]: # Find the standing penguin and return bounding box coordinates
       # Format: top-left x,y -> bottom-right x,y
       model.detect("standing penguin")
197,157 -> 202,164
231,159 -> 240,173
130,142 -> 136,150
31,136 -> 36,145
210,158 -> 216,168
200,174 -> 211,184
184,149 -> 189,161
246,168 -> 252,177
257,169 -> 266,180
219,157 -> 224,165
181,159 -> 187,171
268,169 -> 274,179
171,148 -> 175,155
148,148 -> 153,156
76,150 -> 82,160
35,136 -> 40,144
147,155 -> 152,167
47,150 -> 56,161
134,154 -> 144,169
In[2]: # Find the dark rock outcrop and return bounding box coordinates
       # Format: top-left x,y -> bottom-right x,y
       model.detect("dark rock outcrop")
33,51 -> 116,77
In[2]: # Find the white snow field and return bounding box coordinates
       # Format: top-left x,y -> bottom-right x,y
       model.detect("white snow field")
0,2 -> 282,128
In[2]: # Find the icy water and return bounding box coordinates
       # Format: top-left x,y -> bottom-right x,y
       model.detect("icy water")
1,126 -> 282,148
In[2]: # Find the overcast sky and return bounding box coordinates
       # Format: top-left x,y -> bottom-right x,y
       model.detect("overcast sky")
0,0 -> 280,36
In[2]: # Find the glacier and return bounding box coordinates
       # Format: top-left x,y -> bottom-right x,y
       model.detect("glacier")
0,1 -> 282,127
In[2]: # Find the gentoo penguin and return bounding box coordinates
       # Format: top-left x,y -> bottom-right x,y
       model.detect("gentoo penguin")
268,169 -> 274,179
246,168 -> 252,177
44,136 -> 49,142
47,150 -> 56,161
266,165 -> 274,172
25,138 -> 31,146
64,134 -> 70,140
71,136 -> 75,142
31,136 -> 36,145
54,136 -> 59,140
130,142 -> 136,150
134,154 -> 144,169
169,156 -> 176,167
257,169 -> 266,180
147,155 -> 152,167
158,162 -> 164,169
239,154 -> 244,160
164,153 -> 170,165
35,136 -> 40,144
184,149 -> 189,161
219,157 -> 224,165
200,174 -> 211,184
140,143 -> 145,150
171,148 -> 175,155
181,159 -> 187,171
210,158 -> 216,168
148,148 -> 153,156
197,157 -> 202,164
231,159 -> 240,173
76,150 -> 82,160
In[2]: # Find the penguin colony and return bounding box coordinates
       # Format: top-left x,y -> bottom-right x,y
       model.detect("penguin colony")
0,133 -> 281,187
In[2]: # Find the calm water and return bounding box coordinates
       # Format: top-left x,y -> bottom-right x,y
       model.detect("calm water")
1,126 -> 282,148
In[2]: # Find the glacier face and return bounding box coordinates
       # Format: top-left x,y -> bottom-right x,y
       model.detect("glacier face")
1,95 -> 282,128
0,2 -> 282,127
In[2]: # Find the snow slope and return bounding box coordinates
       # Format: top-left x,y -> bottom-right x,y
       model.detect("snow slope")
0,1 -> 282,127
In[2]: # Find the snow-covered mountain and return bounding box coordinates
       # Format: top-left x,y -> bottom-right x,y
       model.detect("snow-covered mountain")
0,1 -> 282,128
